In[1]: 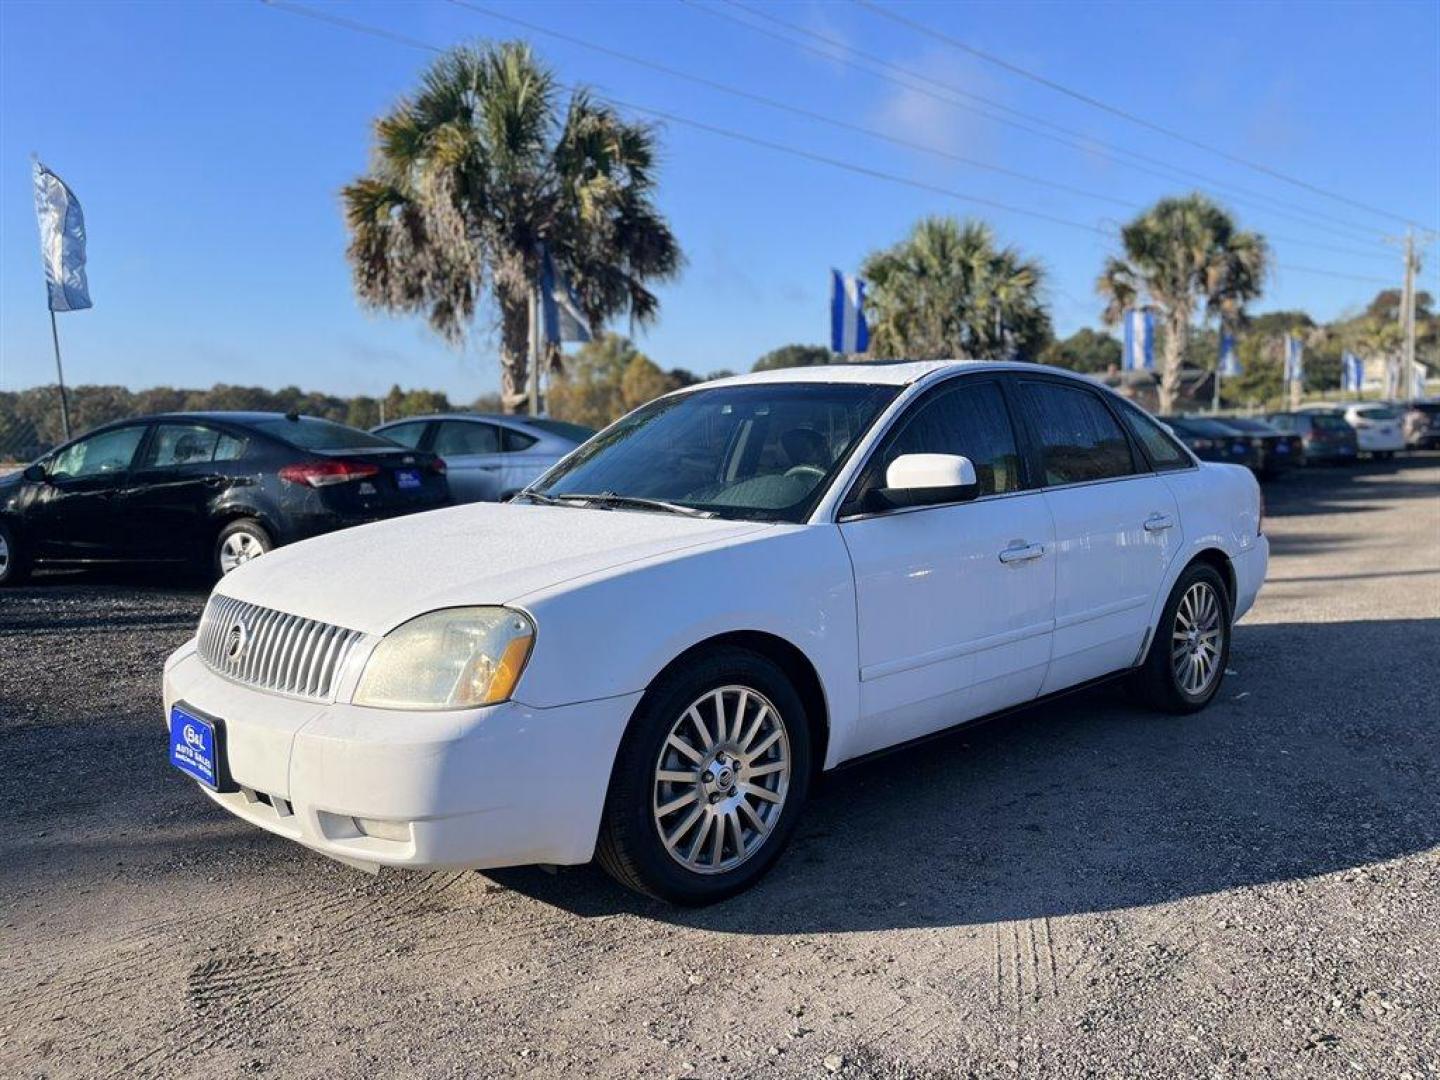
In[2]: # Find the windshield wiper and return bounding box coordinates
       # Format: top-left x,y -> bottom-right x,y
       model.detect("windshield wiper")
550,492 -> 716,518
513,491 -> 573,508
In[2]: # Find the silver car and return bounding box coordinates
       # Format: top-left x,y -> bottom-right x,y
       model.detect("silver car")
371,414 -> 593,503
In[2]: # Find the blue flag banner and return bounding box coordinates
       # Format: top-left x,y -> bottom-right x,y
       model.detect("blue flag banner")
1122,309 -> 1154,371
1283,335 -> 1305,384
1219,332 -> 1241,377
1341,351 -> 1364,393
537,245 -> 591,345
830,270 -> 869,354
32,161 -> 92,312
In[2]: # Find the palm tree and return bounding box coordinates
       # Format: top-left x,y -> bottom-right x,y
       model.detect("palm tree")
1098,194 -> 1268,413
343,42 -> 682,410
861,217 -> 1050,361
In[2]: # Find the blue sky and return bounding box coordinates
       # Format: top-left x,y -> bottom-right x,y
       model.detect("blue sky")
2,0 -> 1437,402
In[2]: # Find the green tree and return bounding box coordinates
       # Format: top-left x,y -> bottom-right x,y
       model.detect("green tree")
548,333 -> 646,428
343,41 -> 682,412
861,217 -> 1051,361
752,344 -> 833,372
1098,194 -> 1268,413
1039,327 -> 1121,373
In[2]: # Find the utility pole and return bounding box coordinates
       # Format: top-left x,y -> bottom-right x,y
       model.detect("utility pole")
1385,228 -> 1435,403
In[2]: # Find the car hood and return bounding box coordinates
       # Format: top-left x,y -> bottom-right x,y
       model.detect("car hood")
213,501 -> 772,635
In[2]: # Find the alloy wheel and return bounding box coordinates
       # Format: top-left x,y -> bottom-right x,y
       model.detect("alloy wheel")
652,685 -> 791,875
219,532 -> 266,574
0,532 -> 10,576
1171,581 -> 1223,696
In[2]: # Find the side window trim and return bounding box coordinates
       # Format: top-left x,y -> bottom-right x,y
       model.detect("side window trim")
838,374 -> 1032,519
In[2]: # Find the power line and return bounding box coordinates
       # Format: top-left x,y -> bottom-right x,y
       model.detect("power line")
257,0 -> 1397,289
702,0 -> 1389,246
447,0 -> 1389,264
854,0 -> 1427,229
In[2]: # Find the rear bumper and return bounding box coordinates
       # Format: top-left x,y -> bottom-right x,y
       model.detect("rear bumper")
1231,536 -> 1268,623
162,643 -> 639,872
1354,431 -> 1405,453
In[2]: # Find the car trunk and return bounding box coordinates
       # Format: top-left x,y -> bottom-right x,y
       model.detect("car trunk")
311,448 -> 449,517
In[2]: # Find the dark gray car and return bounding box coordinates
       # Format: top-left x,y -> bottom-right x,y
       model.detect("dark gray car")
372,414 -> 594,503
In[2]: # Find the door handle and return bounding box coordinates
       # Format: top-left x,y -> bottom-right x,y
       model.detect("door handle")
1143,513 -> 1175,532
998,542 -> 1046,564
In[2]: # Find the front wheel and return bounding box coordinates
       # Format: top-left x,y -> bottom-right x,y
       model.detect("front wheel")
596,647 -> 812,905
1129,562 -> 1231,714
0,520 -> 32,586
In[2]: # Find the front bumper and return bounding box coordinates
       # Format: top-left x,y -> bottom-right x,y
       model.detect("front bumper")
162,642 -> 640,872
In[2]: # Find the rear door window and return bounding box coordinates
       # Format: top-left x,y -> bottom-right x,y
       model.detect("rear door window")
434,421 -> 501,456
143,424 -> 224,467
379,421 -> 429,449
1017,381 -> 1138,485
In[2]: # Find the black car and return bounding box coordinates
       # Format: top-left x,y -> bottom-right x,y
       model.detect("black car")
1213,416 -> 1301,478
1263,411 -> 1360,464
0,412 -> 449,586
1159,416 -> 1257,468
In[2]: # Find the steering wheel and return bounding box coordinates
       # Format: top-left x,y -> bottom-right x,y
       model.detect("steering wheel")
783,464 -> 826,481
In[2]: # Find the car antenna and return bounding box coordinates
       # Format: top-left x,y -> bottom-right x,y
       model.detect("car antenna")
284,410 -> 300,422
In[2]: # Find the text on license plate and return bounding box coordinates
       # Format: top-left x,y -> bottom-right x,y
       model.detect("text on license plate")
169,705 -> 220,789
396,470 -> 421,489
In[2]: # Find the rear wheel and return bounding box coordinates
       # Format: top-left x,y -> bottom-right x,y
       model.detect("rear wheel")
0,520 -> 31,586
214,519 -> 272,577
1129,562 -> 1231,714
596,647 -> 812,905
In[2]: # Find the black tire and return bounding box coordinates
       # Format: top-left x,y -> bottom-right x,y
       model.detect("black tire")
213,518 -> 273,578
1128,561 -> 1232,715
0,520 -> 32,587
596,646 -> 813,905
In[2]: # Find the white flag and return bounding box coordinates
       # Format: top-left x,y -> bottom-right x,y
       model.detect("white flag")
32,161 -> 92,312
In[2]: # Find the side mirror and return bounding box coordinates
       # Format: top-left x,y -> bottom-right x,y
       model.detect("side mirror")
868,453 -> 980,511
23,462 -> 47,483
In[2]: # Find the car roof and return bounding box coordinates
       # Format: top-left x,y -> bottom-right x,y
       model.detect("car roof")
693,359 -> 1100,390
375,413 -> 540,427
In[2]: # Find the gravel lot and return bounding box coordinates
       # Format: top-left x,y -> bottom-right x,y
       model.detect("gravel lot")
2,456 -> 1437,1079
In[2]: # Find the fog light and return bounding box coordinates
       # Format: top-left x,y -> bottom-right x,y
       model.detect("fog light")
353,817 -> 411,843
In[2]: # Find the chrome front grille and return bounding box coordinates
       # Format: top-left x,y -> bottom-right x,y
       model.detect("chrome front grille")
196,596 -> 364,701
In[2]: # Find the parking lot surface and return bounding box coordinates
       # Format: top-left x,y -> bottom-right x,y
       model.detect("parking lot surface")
2,456 -> 1437,1079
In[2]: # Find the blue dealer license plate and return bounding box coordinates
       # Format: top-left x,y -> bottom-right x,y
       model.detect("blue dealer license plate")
396,469 -> 421,490
170,705 -> 222,789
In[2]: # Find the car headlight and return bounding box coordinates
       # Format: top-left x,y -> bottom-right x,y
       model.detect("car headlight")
353,607 -> 535,710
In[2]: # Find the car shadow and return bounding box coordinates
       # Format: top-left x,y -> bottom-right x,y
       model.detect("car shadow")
490,617 -> 1440,931
1262,450 -> 1438,519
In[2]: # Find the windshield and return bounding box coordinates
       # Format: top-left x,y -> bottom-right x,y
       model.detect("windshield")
1355,406 -> 1398,420
530,382 -> 898,522
253,417 -> 399,452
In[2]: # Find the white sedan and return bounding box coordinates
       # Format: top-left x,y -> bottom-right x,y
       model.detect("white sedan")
163,361 -> 1267,904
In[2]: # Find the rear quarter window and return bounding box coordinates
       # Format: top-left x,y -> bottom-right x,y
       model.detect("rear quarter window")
1117,404 -> 1191,470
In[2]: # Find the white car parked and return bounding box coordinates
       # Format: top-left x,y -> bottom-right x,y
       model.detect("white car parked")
163,362 -> 1268,904
1341,404 -> 1406,458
